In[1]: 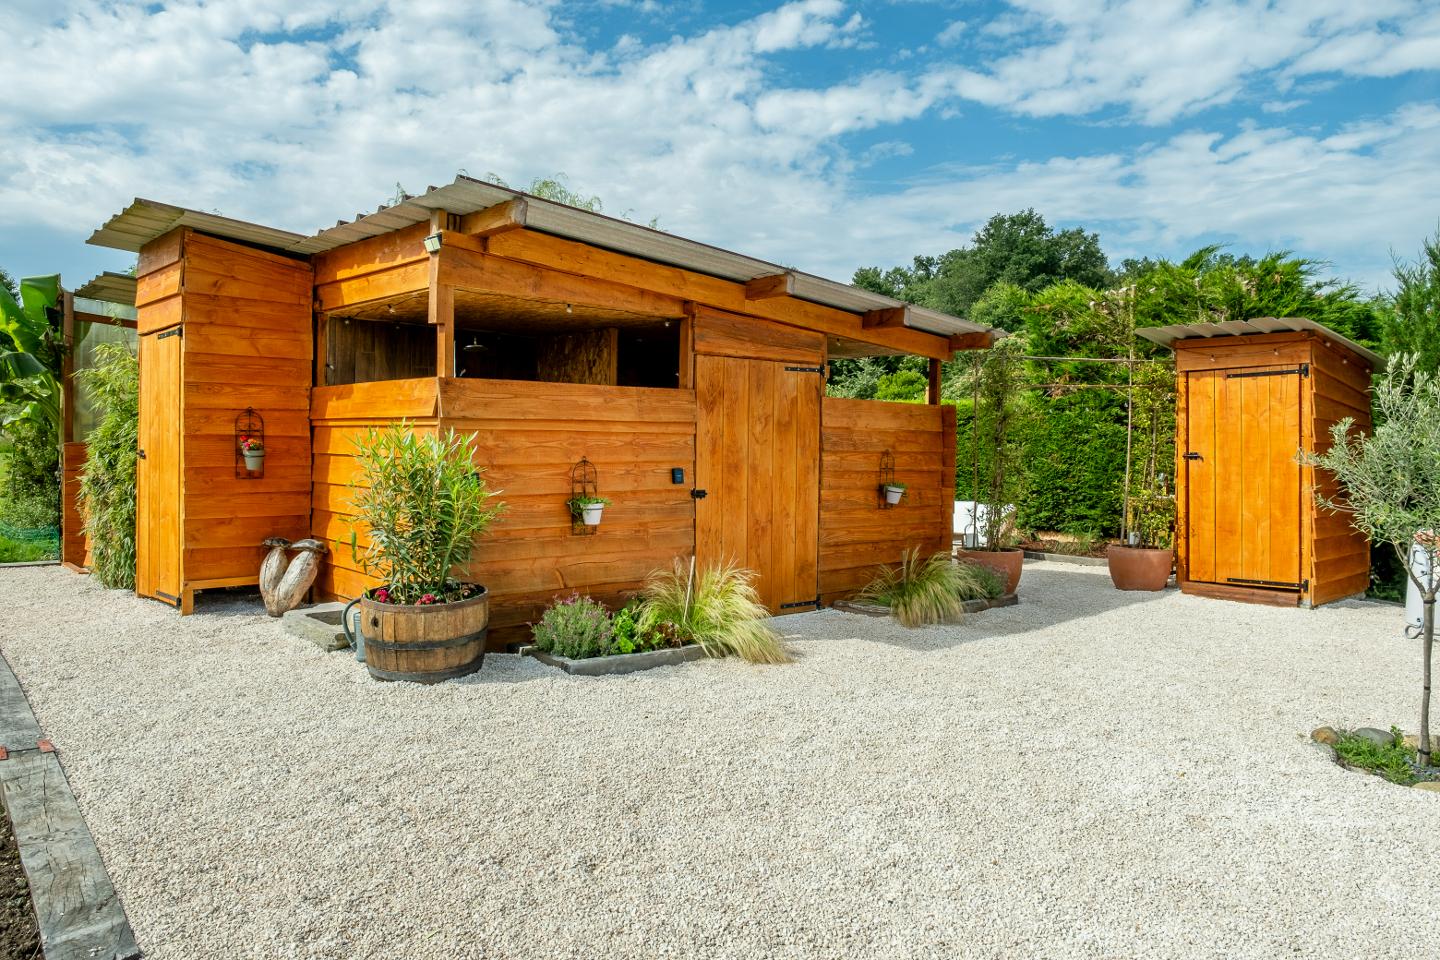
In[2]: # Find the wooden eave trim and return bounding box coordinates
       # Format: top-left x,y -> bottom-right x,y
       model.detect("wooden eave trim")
1171,330 -> 1311,351
862,306 -> 908,329
481,228 -> 953,360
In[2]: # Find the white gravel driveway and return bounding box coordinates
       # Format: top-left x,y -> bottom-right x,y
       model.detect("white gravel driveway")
0,561 -> 1436,959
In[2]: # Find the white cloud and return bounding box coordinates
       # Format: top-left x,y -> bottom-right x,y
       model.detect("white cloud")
0,0 -> 1436,297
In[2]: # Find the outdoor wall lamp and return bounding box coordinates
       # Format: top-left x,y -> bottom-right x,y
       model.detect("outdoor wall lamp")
423,232 -> 443,254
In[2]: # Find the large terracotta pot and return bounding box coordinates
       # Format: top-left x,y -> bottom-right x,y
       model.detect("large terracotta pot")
956,547 -> 1024,595
1106,545 -> 1174,591
359,586 -> 489,683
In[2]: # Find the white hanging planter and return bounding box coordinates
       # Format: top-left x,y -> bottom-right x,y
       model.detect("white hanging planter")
883,484 -> 906,505
581,503 -> 605,526
243,450 -> 266,471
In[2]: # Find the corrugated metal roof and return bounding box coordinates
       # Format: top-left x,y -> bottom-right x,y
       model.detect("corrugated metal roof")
1136,317 -> 1384,369
73,271 -> 137,307
87,176 -> 994,340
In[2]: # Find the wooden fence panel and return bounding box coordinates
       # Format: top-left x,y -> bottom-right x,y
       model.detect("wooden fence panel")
818,398 -> 953,604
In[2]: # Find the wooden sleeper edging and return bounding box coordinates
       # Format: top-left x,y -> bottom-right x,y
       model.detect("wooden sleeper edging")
0,655 -> 141,960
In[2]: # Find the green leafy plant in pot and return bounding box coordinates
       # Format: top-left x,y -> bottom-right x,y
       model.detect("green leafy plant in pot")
1108,358 -> 1176,591
348,423 -> 504,683
956,336 -> 1027,595
567,495 -> 611,526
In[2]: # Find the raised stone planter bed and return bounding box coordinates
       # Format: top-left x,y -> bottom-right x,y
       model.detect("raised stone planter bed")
521,644 -> 707,676
833,593 -> 1018,619
281,601 -> 352,652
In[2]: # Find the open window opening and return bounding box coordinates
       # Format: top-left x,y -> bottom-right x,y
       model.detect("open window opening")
322,289 -> 683,389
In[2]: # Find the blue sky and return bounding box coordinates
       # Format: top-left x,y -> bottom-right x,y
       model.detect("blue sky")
1,0 -> 1438,298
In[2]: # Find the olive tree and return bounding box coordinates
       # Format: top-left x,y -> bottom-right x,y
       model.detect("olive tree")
1308,356 -> 1440,767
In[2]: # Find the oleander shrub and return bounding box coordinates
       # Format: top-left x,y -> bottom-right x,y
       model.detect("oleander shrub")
639,560 -> 790,664
76,344 -> 138,587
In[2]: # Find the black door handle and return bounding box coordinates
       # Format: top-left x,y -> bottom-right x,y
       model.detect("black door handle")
1183,451 -> 1202,461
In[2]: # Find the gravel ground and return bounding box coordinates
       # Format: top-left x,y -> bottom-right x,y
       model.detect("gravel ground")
0,562 -> 1436,959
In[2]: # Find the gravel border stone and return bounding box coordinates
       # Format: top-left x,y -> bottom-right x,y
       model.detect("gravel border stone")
520,643 -> 707,676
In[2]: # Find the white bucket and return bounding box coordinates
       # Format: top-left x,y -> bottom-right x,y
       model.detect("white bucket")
1406,541 -> 1433,637
581,504 -> 604,526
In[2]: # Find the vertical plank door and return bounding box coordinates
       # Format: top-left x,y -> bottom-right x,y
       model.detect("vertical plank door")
1183,364 -> 1303,590
136,329 -> 183,605
695,354 -> 820,612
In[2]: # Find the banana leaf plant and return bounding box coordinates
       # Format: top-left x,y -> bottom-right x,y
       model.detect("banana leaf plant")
0,274 -> 63,431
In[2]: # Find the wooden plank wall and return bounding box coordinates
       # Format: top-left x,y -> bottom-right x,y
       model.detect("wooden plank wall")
178,232 -> 314,587
536,328 -> 619,385
818,398 -> 954,604
61,442 -> 89,568
1307,338 -> 1373,605
310,377 -> 696,649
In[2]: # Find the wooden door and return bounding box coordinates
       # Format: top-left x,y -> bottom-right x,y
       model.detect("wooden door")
1184,365 -> 1304,590
695,355 -> 821,612
136,328 -> 183,604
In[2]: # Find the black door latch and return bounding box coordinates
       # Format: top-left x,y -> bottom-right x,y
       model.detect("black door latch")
691,489 -> 707,499
1183,451 -> 1203,461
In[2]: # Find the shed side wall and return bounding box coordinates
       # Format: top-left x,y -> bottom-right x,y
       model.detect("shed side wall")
818,397 -> 953,604
179,232 -> 314,586
1307,338 -> 1373,605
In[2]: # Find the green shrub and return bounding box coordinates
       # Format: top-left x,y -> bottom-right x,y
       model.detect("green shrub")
532,593 -> 614,659
348,424 -> 504,604
1333,728 -> 1422,785
0,415 -> 59,532
610,601 -> 675,655
0,532 -> 54,563
639,560 -> 789,664
75,344 -> 138,587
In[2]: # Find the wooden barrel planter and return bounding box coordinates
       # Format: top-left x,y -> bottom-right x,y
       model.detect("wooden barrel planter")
359,588 -> 489,683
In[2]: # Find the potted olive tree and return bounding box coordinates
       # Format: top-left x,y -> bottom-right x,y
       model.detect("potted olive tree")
1108,359 -> 1176,590
348,424 -> 504,683
955,337 -> 1027,595
1308,357 -> 1440,770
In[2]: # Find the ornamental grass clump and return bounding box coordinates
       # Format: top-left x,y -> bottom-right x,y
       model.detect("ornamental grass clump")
857,550 -> 1003,627
638,560 -> 790,664
348,424 -> 504,605
76,343 -> 138,588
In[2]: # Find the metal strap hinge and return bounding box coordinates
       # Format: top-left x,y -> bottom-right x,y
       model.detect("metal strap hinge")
1226,577 -> 1304,590
1226,365 -> 1304,379
780,598 -> 820,610
785,366 -> 825,374
156,326 -> 183,340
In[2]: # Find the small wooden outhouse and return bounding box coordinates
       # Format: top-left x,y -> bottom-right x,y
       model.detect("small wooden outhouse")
78,177 -> 999,643
1139,319 -> 1381,608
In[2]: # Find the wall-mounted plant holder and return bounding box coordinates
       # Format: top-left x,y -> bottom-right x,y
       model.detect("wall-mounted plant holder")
235,407 -> 265,479
568,457 -> 601,535
878,450 -> 904,508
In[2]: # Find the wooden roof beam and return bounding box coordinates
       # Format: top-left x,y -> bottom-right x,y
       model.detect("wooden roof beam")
862,305 -> 909,329
949,331 -> 997,353
745,272 -> 795,300
459,199 -> 528,238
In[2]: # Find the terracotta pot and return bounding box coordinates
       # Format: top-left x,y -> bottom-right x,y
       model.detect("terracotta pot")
956,547 -> 1024,595
1106,545 -> 1174,591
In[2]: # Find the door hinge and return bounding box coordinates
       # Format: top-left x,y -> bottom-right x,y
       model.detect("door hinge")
784,366 -> 825,374
156,326 -> 183,340
691,489 -> 708,499
1226,577 -> 1304,590
1226,366 -> 1303,379
780,597 -> 820,610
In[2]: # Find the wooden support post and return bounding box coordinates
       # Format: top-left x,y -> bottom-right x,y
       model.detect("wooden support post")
60,291 -> 75,445
427,218 -> 456,377
927,357 -> 941,405
679,303 -> 697,389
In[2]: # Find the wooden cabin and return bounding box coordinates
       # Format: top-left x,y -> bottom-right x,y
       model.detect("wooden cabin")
79,176 -> 998,646
1138,319 -> 1381,608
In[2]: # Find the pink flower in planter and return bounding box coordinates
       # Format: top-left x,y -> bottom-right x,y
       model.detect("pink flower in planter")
419,593 -> 437,605
374,587 -> 390,603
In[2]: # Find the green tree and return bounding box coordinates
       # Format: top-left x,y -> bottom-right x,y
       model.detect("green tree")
77,344 -> 139,588
1382,231 -> 1440,371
